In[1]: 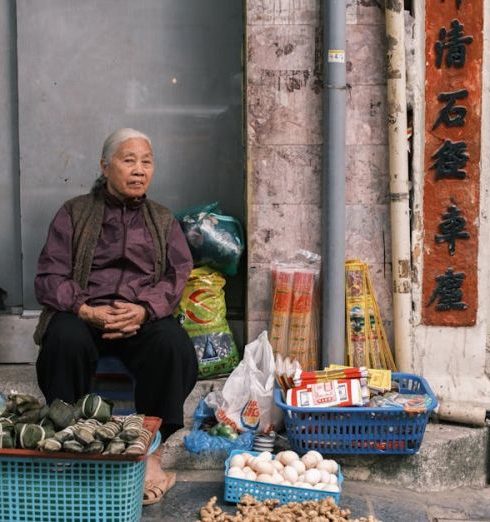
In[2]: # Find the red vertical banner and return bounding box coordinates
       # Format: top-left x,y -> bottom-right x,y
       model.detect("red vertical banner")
422,0 -> 483,326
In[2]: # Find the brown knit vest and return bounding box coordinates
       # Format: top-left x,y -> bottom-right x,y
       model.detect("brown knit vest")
33,191 -> 173,345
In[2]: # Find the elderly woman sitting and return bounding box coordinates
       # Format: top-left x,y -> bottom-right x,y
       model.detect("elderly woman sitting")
33,128 -> 198,505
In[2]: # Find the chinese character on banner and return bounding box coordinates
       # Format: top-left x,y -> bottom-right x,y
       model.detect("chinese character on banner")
427,268 -> 468,311
435,204 -> 470,255
430,140 -> 468,180
423,0 -> 482,326
435,19 -> 473,69
432,89 -> 468,129
439,0 -> 463,9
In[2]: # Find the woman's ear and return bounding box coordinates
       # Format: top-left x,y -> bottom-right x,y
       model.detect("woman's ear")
100,159 -> 108,176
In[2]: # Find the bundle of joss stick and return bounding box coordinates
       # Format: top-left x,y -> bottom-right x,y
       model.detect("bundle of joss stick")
275,355 -> 392,404
345,260 -> 397,371
269,259 -> 319,371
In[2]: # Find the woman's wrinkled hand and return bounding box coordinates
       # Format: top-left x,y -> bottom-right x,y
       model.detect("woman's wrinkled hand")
100,301 -> 148,340
78,301 -> 148,340
78,304 -> 117,330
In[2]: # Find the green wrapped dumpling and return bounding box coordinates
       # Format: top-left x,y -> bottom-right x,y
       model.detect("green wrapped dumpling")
85,440 -> 105,454
7,394 -> 42,415
16,423 -> 47,449
38,438 -> 63,452
0,421 -> 14,448
48,399 -> 75,429
78,394 -> 113,423
63,440 -> 84,453
119,414 -> 144,441
17,404 -> 49,424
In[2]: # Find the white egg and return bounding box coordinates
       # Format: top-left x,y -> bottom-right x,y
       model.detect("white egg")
228,467 -> 245,479
306,450 -> 323,465
271,459 -> 284,471
301,453 -> 318,470
322,484 -> 340,493
272,472 -> 283,483
316,460 -> 331,472
281,480 -> 292,487
294,481 -> 309,489
322,459 -> 339,474
329,460 -> 339,474
291,460 -> 306,475
242,466 -> 252,474
230,454 -> 245,469
298,474 -> 305,482
282,465 -> 298,484
274,451 -> 286,464
257,473 -> 274,483
241,453 -> 252,464
280,450 -> 300,466
257,451 -> 273,461
304,468 -> 322,485
244,470 -> 257,481
255,461 -> 275,475
320,470 -> 331,484
248,457 -> 259,471
329,474 -> 338,485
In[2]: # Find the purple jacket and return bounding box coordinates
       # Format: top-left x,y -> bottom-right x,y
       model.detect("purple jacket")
35,192 -> 192,320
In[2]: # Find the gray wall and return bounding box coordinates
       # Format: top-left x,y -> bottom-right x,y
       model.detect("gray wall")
0,0 -> 22,309
16,0 -> 244,309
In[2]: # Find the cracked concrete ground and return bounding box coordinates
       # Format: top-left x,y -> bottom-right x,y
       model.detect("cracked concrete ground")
141,470 -> 490,522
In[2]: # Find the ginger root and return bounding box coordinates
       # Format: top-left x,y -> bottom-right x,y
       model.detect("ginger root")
198,495 -> 381,522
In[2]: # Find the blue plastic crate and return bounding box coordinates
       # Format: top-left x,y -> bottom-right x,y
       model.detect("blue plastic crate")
0,422 -> 161,522
223,450 -> 343,505
275,373 -> 438,455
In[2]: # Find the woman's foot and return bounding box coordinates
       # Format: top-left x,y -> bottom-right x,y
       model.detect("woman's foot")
143,450 -> 176,506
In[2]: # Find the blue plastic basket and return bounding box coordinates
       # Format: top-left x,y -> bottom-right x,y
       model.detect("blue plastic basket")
0,422 -> 161,522
275,373 -> 438,455
223,450 -> 342,505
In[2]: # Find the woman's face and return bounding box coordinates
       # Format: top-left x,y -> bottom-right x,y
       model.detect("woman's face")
101,138 -> 154,200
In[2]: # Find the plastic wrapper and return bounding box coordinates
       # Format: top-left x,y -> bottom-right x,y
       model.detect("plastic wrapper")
176,202 -> 244,276
269,251 -> 320,371
368,392 -> 433,413
286,379 -> 366,408
175,266 -> 239,378
345,260 -> 397,370
183,399 -> 254,455
205,331 -> 283,434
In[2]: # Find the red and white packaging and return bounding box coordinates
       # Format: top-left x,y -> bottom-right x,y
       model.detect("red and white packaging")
286,379 -> 364,408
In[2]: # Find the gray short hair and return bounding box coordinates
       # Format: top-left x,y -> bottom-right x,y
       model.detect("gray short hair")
92,128 -> 152,193
101,128 -> 152,167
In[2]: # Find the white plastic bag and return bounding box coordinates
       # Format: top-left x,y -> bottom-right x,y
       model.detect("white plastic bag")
205,331 -> 283,433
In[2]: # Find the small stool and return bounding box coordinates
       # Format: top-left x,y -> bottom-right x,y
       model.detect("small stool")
92,356 -> 135,415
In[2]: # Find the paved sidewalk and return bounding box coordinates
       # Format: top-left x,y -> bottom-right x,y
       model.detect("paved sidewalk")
141,471 -> 490,522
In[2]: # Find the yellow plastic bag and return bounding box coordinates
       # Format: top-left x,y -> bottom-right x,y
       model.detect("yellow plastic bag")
175,266 -> 239,378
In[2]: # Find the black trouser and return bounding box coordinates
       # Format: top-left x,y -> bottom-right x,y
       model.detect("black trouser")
36,312 -> 198,436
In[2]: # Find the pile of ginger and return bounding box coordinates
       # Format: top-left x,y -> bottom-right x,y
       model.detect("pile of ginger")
198,494 -> 381,522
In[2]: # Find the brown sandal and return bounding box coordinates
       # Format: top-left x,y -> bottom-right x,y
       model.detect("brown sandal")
142,472 -> 177,506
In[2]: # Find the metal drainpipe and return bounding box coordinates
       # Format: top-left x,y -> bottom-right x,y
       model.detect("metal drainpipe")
322,0 -> 347,367
385,1 -> 412,371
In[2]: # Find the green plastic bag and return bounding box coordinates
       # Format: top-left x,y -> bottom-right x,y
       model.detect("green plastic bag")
176,203 -> 244,276
175,266 -> 240,378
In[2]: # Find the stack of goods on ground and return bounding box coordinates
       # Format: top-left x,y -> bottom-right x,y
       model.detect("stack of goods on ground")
0,392 -> 153,455
199,494 -> 381,522
275,361 -> 433,413
224,449 -> 341,499
275,358 -> 437,454
176,202 -> 244,379
269,251 -> 321,371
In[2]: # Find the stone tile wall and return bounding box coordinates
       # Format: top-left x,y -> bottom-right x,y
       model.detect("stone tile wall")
246,0 -> 393,346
